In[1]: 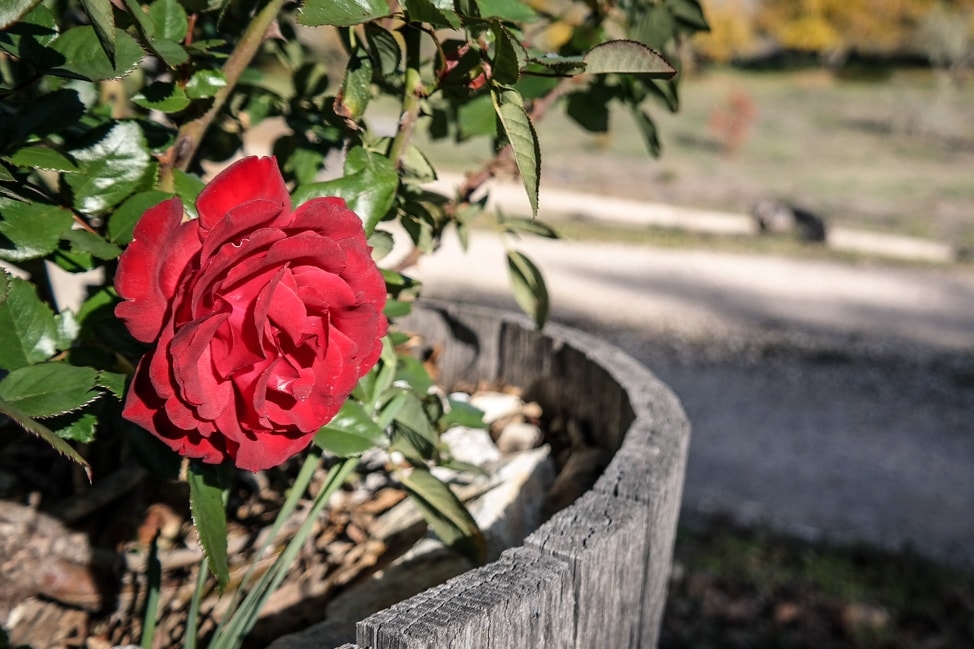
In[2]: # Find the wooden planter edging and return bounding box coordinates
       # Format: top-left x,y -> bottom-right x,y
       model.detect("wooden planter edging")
338,301 -> 690,649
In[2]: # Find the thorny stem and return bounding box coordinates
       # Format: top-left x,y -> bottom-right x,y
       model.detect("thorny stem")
386,25 -> 424,169
394,75 -> 577,273
157,0 -> 286,191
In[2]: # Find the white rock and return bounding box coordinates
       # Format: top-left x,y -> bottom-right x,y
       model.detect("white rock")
495,421 -> 543,454
440,425 -> 502,468
467,446 -> 555,558
468,391 -> 524,424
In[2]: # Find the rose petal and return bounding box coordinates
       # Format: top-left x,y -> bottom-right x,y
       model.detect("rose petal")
192,229 -> 286,316
232,430 -> 313,473
290,197 -> 365,240
199,198 -> 291,262
263,231 -> 347,273
196,157 -> 291,232
147,321 -> 178,399
338,239 -> 386,302
115,198 -> 202,343
256,268 -> 309,348
170,313 -> 234,420
123,358 -> 227,464
292,268 -> 357,311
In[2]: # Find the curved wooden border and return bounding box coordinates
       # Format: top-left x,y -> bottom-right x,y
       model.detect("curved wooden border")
340,301 -> 690,649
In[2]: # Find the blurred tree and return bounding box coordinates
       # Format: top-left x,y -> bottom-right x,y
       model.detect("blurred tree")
755,0 -> 974,61
694,0 -> 760,62
915,3 -> 974,83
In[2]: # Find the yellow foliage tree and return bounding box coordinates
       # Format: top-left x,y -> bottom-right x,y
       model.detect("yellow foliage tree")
754,0 -> 974,56
694,0 -> 760,62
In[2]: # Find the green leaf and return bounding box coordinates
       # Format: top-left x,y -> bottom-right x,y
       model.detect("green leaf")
66,121 -> 154,216
0,4 -> 57,59
442,398 -> 487,429
521,54 -> 586,77
121,0 -> 155,40
507,248 -> 549,329
96,370 -> 128,400
148,0 -> 188,41
187,461 -> 230,590
457,93 -> 497,140
490,21 -> 520,85
79,0 -> 116,66
173,169 -> 204,220
390,391 -> 437,461
631,4 -> 676,50
335,44 -> 373,122
477,0 -> 537,22
185,69 -> 227,99
401,0 -> 459,28
0,395 -> 90,477
108,190 -> 172,244
0,278 -> 58,370
566,91 -> 609,132
52,410 -> 98,443
279,143 -> 326,186
366,338 -> 398,409
364,22 -> 402,76
181,0 -> 231,12
367,228 -> 395,261
0,0 -> 43,29
293,147 -> 397,236
0,362 -> 100,417
48,26 -> 144,81
500,214 -> 559,239
4,146 -> 79,173
0,198 -> 75,261
142,533 -> 162,649
8,89 -> 85,141
400,144 -> 436,183
298,0 -> 391,27
62,229 -> 122,260
492,88 -> 540,218
149,37 -> 189,67
646,77 -> 680,113
582,40 -> 676,77
631,106 -> 662,157
665,0 -> 710,32
54,309 -> 79,350
314,399 -> 387,457
132,80 -> 191,112
400,466 -> 486,564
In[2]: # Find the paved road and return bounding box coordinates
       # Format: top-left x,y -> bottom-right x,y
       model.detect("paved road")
400,229 -> 974,567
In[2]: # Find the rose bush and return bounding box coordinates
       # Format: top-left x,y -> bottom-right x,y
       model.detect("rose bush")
1,0 -> 709,644
115,156 -> 387,472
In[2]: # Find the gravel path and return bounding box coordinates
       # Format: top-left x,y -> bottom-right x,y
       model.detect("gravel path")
401,222 -> 974,567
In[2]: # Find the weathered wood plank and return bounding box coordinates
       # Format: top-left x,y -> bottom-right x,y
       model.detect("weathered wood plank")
356,547 -> 575,649
330,301 -> 690,649
524,490 -> 651,648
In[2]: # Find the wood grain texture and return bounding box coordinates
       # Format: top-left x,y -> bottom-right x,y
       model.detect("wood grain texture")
337,301 -> 689,649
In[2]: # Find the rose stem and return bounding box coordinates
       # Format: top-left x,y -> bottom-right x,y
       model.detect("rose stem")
386,23 -> 424,169
393,75 -> 576,273
157,0 -> 286,191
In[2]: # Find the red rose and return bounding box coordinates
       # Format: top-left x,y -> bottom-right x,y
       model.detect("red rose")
115,156 -> 388,471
